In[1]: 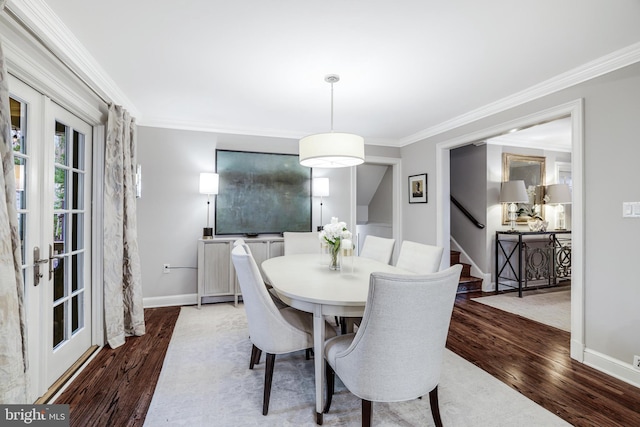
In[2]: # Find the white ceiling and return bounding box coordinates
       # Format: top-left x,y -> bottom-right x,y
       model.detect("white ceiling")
487,117 -> 572,152
38,0 -> 640,146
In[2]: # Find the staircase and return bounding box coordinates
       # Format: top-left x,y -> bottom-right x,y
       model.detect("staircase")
450,250 -> 483,294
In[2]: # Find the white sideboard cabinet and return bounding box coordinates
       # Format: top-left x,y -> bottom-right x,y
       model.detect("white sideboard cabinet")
197,236 -> 284,307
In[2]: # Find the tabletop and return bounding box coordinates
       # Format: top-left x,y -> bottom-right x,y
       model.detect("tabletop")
262,254 -> 407,307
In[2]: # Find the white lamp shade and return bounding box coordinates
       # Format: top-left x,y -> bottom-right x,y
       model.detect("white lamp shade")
312,177 -> 330,197
199,173 -> 219,195
499,180 -> 529,203
299,132 -> 365,168
546,184 -> 571,204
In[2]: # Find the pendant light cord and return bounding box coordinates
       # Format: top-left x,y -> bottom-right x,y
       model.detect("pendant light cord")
330,80 -> 334,132
325,74 -> 339,133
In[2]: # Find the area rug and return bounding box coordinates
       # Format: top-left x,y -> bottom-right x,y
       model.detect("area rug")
472,287 -> 570,332
143,304 -> 569,426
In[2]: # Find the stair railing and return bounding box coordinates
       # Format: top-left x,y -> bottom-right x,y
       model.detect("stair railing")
451,195 -> 485,229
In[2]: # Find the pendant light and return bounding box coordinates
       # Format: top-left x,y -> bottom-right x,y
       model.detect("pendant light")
299,75 -> 365,168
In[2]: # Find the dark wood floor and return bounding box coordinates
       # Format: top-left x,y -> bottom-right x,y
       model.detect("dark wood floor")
55,306 -> 180,427
55,295 -> 640,426
447,292 -> 640,427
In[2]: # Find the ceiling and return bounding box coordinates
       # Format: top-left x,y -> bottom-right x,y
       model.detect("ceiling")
38,0 -> 640,146
487,117 -> 572,152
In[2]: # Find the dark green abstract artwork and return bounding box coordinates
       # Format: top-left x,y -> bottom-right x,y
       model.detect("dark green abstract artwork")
215,150 -> 312,235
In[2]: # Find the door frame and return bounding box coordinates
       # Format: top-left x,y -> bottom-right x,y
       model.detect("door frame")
6,60 -> 106,404
435,99 -> 585,362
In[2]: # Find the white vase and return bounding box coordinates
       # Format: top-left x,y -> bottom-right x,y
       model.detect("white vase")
527,218 -> 548,232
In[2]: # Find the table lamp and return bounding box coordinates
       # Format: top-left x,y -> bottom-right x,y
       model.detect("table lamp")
500,180 -> 529,231
545,184 -> 571,230
199,172 -> 219,239
313,177 -> 330,231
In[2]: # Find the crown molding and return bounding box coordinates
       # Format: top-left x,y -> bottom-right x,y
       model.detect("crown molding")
139,116 -> 306,140
139,116 -> 398,147
6,0 -> 139,116
8,0 -> 639,145
399,41 -> 640,147
3,34 -> 103,124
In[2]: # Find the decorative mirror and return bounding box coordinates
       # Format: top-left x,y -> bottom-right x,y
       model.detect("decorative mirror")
502,153 -> 546,224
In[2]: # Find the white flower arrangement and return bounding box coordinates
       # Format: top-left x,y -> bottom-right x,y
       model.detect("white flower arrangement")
319,217 -> 352,270
518,185 -> 550,219
319,217 -> 352,247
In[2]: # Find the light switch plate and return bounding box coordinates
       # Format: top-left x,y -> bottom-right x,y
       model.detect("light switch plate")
622,202 -> 640,218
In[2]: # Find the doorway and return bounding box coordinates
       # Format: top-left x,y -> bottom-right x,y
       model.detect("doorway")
355,156 -> 402,264
10,75 -> 94,401
436,100 -> 585,362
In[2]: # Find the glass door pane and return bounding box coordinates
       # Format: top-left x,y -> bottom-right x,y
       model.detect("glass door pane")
52,121 -> 87,349
11,97 -> 27,281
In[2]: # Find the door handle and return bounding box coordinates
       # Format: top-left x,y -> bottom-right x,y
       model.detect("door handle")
33,245 -> 57,286
33,246 -> 46,286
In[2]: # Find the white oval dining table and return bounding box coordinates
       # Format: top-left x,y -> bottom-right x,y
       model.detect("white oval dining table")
261,253 -> 409,425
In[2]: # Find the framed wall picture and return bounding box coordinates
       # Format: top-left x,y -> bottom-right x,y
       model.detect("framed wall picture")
215,149 -> 312,235
408,173 -> 427,203
502,153 -> 546,224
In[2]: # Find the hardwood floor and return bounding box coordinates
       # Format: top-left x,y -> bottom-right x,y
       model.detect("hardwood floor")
55,306 -> 180,427
55,296 -> 640,426
447,292 -> 640,427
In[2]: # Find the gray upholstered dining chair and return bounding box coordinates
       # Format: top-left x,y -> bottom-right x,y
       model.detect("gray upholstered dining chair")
283,231 -> 320,255
359,235 -> 395,264
234,238 -> 287,309
231,243 -> 336,416
323,265 -> 462,427
395,240 -> 444,274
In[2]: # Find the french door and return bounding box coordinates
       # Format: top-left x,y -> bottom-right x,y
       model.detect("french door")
10,75 -> 93,400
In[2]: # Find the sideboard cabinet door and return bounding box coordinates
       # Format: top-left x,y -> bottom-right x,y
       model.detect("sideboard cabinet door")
200,242 -> 233,296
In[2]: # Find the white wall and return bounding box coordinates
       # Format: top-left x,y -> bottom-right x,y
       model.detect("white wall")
400,144 -> 439,245
401,61 -> 640,386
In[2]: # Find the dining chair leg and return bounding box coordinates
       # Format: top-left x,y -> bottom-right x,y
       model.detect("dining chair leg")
263,353 -> 276,415
428,386 -> 443,427
362,399 -> 372,427
324,361 -> 335,413
250,344 -> 262,369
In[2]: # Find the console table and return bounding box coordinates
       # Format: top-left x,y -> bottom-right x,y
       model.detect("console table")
495,230 -> 571,297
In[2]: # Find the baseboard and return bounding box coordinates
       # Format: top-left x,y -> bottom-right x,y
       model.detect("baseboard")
143,293 -> 242,308
481,273 -> 493,292
143,293 -> 196,308
450,237 -> 488,283
583,348 -> 640,389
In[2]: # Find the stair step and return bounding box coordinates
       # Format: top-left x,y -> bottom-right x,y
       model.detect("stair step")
459,262 -> 471,277
450,250 -> 461,265
450,250 -> 481,293
457,276 -> 483,294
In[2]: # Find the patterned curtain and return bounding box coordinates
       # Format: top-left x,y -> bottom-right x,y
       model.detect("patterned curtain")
104,104 -> 145,348
0,0 -> 28,403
